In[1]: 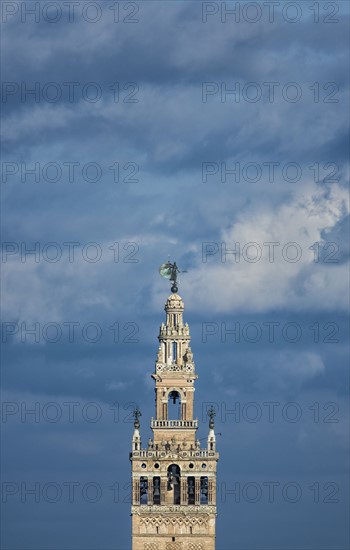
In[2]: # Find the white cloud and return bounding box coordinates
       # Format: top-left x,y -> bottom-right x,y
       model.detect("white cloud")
170,183 -> 349,313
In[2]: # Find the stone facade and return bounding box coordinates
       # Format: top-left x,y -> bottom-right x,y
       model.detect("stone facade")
130,293 -> 219,550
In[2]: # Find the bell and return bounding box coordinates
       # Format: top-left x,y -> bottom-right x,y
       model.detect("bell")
188,480 -> 195,495
140,484 -> 147,496
153,478 -> 160,497
169,391 -> 179,405
170,465 -> 180,485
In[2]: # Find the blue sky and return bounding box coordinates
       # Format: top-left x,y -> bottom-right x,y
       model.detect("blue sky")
1,1 -> 349,549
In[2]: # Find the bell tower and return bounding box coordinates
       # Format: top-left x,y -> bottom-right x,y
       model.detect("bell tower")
130,271 -> 219,550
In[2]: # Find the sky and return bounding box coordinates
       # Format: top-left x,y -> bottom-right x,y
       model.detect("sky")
1,1 -> 349,549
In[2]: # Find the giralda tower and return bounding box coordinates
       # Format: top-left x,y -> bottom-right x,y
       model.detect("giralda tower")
130,262 -> 219,550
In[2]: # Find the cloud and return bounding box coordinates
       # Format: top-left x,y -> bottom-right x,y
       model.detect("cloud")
173,183 -> 349,313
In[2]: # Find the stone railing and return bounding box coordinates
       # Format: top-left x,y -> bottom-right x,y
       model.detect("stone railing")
132,504 -> 217,514
131,448 -> 218,459
151,418 -> 198,429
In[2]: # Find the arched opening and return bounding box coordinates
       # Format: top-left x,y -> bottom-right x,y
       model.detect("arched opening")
168,390 -> 181,420
153,476 -> 161,505
167,464 -> 181,504
140,477 -> 148,505
188,476 -> 195,504
200,476 -> 208,504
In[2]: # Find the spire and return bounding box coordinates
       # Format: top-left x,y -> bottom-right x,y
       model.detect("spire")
133,406 -> 141,429
155,293 -> 195,375
150,290 -> 198,446
132,407 -> 141,452
207,406 -> 216,452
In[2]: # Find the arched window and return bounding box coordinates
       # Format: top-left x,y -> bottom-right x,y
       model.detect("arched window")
167,464 -> 181,504
168,390 -> 181,420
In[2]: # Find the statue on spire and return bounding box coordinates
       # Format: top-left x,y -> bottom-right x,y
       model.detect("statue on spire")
208,406 -> 216,429
159,260 -> 187,293
133,406 -> 142,429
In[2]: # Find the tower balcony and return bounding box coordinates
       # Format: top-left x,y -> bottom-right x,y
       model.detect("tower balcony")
151,418 -> 198,429
131,448 -> 218,459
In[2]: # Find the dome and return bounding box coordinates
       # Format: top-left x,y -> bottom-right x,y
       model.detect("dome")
165,293 -> 184,310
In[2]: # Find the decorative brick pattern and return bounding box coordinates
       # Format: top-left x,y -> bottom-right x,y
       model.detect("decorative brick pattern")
140,515 -> 208,533
166,543 -> 183,550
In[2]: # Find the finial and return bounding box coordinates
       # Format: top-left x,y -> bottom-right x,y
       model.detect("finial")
159,260 -> 187,293
133,406 -> 141,429
208,406 -> 216,429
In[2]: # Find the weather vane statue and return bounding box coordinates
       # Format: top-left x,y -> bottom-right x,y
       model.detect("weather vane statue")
133,406 -> 142,429
208,406 -> 216,429
159,260 -> 187,293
